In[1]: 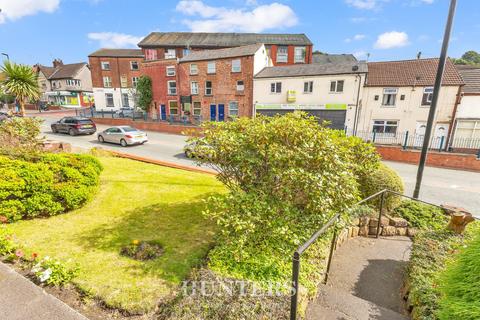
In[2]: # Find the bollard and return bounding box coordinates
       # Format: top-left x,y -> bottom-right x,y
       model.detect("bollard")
439,136 -> 445,152
403,131 -> 409,150
372,130 -> 377,143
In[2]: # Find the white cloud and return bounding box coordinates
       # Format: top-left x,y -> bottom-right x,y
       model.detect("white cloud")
175,1 -> 298,32
345,0 -> 388,10
374,31 -> 410,49
87,32 -> 144,48
421,0 -> 434,3
0,0 -> 60,24
345,34 -> 366,43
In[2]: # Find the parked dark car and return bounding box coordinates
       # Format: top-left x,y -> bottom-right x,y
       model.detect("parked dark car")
51,117 -> 96,136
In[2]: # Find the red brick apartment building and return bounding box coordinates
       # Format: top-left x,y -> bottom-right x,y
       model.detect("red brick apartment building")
88,49 -> 144,110
137,32 -> 312,120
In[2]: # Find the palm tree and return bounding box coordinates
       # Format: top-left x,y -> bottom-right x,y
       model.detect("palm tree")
0,61 -> 40,116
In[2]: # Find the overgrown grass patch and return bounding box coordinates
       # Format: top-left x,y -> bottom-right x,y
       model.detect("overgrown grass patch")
5,156 -> 225,314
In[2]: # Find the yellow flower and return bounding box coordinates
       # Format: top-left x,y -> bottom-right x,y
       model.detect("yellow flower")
132,240 -> 139,245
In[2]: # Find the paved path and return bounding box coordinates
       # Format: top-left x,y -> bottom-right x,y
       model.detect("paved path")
307,236 -> 411,320
0,262 -> 87,320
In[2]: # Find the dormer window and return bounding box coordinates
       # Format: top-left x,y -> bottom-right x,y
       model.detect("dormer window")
165,49 -> 176,59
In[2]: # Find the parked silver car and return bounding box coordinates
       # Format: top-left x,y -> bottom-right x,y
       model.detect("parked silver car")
97,126 -> 148,147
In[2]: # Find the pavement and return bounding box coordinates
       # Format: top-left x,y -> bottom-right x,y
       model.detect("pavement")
307,236 -> 411,320
0,262 -> 87,320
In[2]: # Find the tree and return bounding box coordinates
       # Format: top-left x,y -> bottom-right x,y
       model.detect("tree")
0,61 -> 40,116
135,75 -> 152,112
452,50 -> 480,66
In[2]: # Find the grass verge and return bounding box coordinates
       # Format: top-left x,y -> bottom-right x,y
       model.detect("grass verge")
6,156 -> 224,314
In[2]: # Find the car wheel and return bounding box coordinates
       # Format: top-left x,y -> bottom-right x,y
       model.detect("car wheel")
120,139 -> 128,147
51,127 -> 57,133
98,135 -> 104,143
69,128 -> 76,136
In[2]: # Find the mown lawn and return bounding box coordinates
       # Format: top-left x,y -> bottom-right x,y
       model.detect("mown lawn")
7,156 -> 224,314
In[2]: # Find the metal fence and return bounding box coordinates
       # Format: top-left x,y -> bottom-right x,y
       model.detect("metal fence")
75,109 -> 204,126
346,129 -> 480,153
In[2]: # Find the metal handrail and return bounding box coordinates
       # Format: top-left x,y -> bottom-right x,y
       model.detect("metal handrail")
289,189 -> 470,320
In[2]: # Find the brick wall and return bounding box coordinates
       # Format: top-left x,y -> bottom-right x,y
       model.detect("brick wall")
377,145 -> 480,172
89,56 -> 143,88
178,55 -> 255,119
92,117 -> 201,135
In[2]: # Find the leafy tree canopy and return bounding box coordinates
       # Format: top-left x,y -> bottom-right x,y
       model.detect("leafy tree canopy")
452,50 -> 480,65
135,75 -> 152,111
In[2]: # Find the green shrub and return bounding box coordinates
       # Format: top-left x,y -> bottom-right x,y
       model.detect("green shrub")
0,227 -> 17,256
0,153 -> 102,222
190,112 -> 380,290
393,200 -> 448,230
359,162 -> 404,211
438,232 -> 480,320
31,256 -> 79,286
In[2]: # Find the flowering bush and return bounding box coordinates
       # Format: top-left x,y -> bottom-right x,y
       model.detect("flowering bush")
0,227 -> 17,257
31,256 -> 79,286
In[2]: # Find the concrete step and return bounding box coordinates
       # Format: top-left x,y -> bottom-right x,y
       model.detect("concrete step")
306,284 -> 409,320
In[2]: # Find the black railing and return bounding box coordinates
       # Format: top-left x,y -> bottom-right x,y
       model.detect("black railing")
289,189 -> 452,320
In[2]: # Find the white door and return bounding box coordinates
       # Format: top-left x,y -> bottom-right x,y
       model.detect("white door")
414,122 -> 426,147
433,123 -> 449,150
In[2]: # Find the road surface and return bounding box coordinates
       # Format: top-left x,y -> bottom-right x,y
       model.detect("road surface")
36,113 -> 480,216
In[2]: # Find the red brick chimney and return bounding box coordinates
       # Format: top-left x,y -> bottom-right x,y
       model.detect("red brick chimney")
52,59 -> 64,68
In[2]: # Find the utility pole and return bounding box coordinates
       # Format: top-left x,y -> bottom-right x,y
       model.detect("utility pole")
413,0 -> 457,199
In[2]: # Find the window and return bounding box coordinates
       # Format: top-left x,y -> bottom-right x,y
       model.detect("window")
232,59 -> 241,72
277,46 -> 288,63
193,102 -> 202,116
270,82 -> 282,93
183,48 -> 191,56
130,61 -> 139,70
166,66 -> 176,76
229,101 -> 239,116
294,47 -> 306,63
145,49 -> 157,61
373,120 -> 399,135
207,61 -> 216,74
167,81 -> 177,95
455,120 -> 480,141
236,80 -> 245,92
132,77 -> 139,87
191,81 -> 199,95
169,100 -> 179,115
422,87 -> 434,105
205,81 -> 213,95
303,81 -> 313,93
122,93 -> 129,107
330,80 -> 344,93
183,103 -> 191,113
190,64 -> 198,75
120,76 -> 127,88
382,88 -> 398,106
66,79 -> 80,86
103,76 -> 112,88
101,61 -> 110,70
105,93 -> 114,107
165,49 -> 176,59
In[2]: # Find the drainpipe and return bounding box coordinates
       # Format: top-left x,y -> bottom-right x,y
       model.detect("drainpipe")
116,57 -> 123,109
352,73 -> 364,135
445,85 -> 463,150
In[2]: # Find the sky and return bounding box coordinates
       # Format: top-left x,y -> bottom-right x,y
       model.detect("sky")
0,0 -> 479,66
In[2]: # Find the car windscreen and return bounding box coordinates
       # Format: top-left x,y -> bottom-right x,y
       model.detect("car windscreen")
77,120 -> 93,124
122,127 -> 138,132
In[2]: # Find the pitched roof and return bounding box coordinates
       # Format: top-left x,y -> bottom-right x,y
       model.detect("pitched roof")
37,65 -> 56,78
138,32 -> 312,48
313,53 -> 358,64
366,58 -> 464,87
254,61 -> 367,78
88,48 -> 144,58
456,65 -> 480,94
49,62 -> 87,80
180,43 -> 263,62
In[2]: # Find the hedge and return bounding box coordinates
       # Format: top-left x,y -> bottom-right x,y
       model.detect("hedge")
0,153 -> 102,222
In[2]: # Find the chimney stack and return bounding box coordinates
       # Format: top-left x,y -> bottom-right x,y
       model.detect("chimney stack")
52,59 -> 64,68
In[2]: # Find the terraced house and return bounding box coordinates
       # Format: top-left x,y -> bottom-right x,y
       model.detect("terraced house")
355,58 -> 464,148
34,59 -> 93,108
88,49 -> 144,110
136,32 -> 312,120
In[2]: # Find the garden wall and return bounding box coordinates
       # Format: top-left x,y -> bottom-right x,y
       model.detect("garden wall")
92,117 -> 202,135
376,145 -> 480,172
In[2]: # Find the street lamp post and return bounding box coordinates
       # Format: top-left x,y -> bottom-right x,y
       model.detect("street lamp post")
413,0 -> 458,199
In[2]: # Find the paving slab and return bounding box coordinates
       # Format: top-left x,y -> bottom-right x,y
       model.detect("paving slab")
0,262 -> 87,320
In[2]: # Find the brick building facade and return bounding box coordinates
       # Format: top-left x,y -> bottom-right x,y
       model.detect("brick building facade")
88,49 -> 144,110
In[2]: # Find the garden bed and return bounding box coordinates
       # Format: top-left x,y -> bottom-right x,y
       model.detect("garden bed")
4,156 -> 225,314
